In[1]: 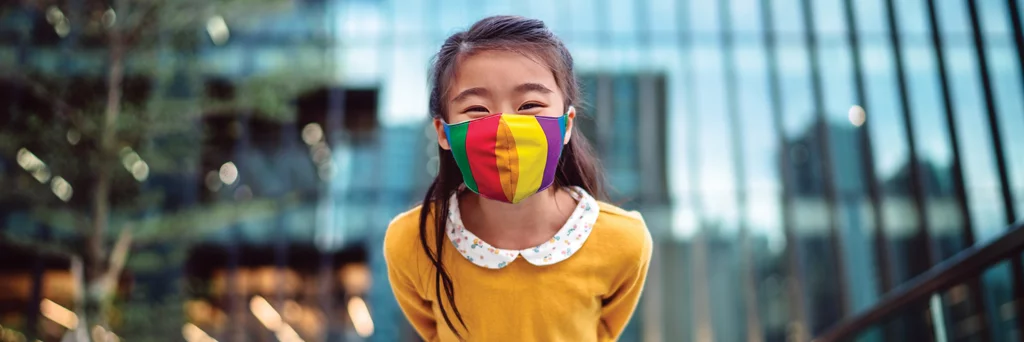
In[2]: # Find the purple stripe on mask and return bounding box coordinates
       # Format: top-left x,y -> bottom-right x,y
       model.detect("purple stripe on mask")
536,116 -> 564,190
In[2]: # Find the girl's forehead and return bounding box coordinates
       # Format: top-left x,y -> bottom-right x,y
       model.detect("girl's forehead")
449,50 -> 560,97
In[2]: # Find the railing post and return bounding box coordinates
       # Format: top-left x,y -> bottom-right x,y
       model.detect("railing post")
815,222 -> 1024,341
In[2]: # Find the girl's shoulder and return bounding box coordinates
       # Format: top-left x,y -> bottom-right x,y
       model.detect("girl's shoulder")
593,201 -> 648,234
595,201 -> 646,223
386,205 -> 426,234
383,205 -> 431,265
589,201 -> 653,262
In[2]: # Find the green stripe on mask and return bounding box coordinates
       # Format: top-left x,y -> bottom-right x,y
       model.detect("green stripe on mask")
447,123 -> 478,193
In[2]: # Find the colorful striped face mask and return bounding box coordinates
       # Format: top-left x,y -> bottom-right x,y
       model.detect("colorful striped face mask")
443,112 -> 568,204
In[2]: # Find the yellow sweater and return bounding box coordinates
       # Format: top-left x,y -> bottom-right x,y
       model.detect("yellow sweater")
383,201 -> 653,341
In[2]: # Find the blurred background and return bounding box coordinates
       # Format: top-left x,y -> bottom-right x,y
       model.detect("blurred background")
2,0 -> 1024,341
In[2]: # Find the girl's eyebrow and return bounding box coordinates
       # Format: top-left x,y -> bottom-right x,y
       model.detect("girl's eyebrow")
514,83 -> 554,94
451,87 -> 490,103
452,83 -> 552,103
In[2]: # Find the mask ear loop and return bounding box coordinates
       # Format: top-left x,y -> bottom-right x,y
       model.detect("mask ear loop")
442,121 -> 451,144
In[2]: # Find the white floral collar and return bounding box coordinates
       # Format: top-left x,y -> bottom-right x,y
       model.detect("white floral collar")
446,186 -> 600,269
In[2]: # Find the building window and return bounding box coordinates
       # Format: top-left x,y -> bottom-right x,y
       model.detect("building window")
579,73 -> 669,205
295,87 -> 379,144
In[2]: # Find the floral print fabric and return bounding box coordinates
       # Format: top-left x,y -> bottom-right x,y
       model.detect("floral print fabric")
446,186 -> 600,269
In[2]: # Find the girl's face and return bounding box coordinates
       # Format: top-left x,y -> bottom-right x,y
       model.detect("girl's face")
434,50 -> 575,150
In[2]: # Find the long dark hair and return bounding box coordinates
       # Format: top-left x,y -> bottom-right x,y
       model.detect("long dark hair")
420,15 -> 606,338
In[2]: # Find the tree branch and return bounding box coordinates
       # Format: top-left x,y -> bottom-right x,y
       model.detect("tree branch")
86,0 -> 125,285
103,225 -> 132,290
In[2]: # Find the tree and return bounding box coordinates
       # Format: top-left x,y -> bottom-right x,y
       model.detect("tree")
1,0 -> 329,339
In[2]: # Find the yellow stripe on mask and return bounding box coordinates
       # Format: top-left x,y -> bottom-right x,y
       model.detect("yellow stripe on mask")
501,114 -> 547,203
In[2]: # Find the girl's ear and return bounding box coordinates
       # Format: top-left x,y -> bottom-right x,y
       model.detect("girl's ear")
434,118 -> 452,150
563,105 -> 576,145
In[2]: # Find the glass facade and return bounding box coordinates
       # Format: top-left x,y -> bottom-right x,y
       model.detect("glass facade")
2,0 -> 1024,341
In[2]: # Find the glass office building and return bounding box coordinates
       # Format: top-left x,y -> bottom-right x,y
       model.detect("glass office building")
2,0 -> 1024,341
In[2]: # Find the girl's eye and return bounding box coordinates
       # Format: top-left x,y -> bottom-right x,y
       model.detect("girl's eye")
518,103 -> 543,111
463,106 -> 489,113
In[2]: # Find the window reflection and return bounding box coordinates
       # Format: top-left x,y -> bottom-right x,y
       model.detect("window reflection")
977,0 -> 1024,221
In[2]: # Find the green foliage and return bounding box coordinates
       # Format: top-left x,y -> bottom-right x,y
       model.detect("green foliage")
29,195 -> 297,245
2,0 -> 329,339
3,0 -> 325,209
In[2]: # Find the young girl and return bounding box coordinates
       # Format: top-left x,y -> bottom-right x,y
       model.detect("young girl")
384,15 -> 653,341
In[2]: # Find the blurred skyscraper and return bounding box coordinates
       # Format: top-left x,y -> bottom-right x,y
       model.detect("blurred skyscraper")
2,0 -> 1024,341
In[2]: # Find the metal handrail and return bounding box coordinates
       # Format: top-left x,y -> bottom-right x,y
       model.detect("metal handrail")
814,221 -> 1024,342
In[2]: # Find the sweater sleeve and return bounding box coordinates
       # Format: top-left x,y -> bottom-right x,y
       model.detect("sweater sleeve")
597,220 -> 653,341
383,214 -> 439,342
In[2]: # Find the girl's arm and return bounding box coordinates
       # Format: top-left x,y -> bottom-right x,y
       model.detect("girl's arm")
383,215 -> 439,341
386,262 -> 439,341
597,228 -> 653,341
